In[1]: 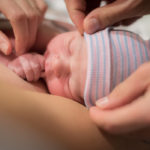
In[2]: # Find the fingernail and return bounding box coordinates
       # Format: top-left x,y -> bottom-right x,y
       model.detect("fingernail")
96,97 -> 109,108
86,18 -> 100,34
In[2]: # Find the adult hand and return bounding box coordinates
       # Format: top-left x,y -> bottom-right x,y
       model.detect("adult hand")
0,0 -> 47,55
89,62 -> 150,139
65,0 -> 150,34
0,19 -> 74,54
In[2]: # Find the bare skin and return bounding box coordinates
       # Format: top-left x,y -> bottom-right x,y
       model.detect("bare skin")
0,63 -> 150,150
0,18 -> 75,92
65,0 -> 150,34
0,19 -> 150,149
0,19 -> 87,104
4,31 -> 87,104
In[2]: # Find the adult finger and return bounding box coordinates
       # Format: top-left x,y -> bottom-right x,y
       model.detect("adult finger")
95,63 -> 150,109
0,30 -> 12,55
17,0 -> 47,53
34,0 -> 48,15
89,88 -> 150,134
65,0 -> 101,34
83,0 -> 144,34
15,0 -> 41,55
0,0 -> 29,55
0,0 -> 46,55
65,0 -> 87,34
28,0 -> 47,26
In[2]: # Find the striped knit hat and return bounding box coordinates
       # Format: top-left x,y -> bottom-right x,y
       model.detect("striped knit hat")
84,28 -> 150,108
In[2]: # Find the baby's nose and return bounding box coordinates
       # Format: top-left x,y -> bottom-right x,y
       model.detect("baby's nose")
53,56 -> 69,78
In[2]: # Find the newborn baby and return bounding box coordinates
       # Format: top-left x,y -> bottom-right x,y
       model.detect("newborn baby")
2,28 -> 150,107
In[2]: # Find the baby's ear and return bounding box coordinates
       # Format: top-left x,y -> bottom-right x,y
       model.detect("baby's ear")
0,31 -> 12,55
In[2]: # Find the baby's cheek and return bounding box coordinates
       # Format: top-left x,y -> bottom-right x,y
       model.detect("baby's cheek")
46,78 -> 66,97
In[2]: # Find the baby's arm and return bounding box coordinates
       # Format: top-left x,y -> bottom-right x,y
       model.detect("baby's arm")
8,53 -> 45,82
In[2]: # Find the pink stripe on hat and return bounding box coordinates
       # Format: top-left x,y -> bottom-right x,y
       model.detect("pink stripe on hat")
84,28 -> 150,108
84,29 -> 111,107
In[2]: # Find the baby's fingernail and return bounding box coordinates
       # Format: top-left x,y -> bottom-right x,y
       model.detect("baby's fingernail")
86,18 -> 100,34
96,97 -> 109,108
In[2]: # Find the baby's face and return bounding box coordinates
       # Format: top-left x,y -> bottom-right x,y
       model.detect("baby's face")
45,31 -> 87,104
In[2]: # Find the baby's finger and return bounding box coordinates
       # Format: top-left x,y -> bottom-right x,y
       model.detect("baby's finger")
0,30 -> 12,55
36,54 -> 45,71
29,55 -> 41,81
8,63 -> 25,79
19,56 -> 34,82
14,67 -> 26,79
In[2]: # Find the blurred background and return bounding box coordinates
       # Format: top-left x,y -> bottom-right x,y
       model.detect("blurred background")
45,0 -> 150,40
45,0 -> 72,24
0,0 -> 149,39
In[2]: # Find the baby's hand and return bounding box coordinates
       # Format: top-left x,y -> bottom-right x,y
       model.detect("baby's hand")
8,53 -> 45,82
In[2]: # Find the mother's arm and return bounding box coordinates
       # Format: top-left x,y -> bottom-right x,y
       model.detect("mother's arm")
0,64 -> 149,150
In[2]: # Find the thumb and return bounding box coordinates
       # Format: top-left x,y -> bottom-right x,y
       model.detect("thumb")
96,63 -> 150,109
84,0 -> 136,34
65,0 -> 86,34
0,30 -> 12,55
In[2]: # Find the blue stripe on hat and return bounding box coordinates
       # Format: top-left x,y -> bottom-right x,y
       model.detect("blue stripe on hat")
95,34 -> 100,100
109,33 -> 117,89
100,31 -> 106,96
124,31 -> 130,76
130,32 -> 137,70
116,31 -> 124,82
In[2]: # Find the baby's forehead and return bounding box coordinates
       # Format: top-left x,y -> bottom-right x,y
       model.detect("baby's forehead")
44,34 -> 64,58
44,31 -> 79,57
